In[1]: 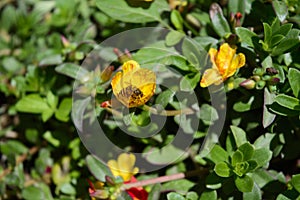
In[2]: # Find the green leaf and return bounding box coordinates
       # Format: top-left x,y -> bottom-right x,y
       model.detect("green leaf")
132,41 -> 190,71
47,91 -> 58,110
95,0 -> 169,23
274,94 -> 300,111
199,104 -> 219,125
238,142 -> 254,161
39,54 -> 63,66
272,0 -> 288,22
272,38 -> 300,56
155,89 -> 175,108
291,174 -> 300,193
273,23 -> 293,36
205,173 -> 223,190
43,131 -> 60,147
243,183 -> 262,200
60,183 -> 76,195
86,155 -> 113,182
235,27 -> 258,48
263,23 -> 272,46
167,192 -> 185,200
209,3 -> 231,38
180,73 -> 201,92
55,98 -> 72,122
171,10 -> 184,30
55,63 -> 89,80
182,37 -> 206,70
252,148 -> 272,167
0,140 -> 28,155
163,180 -> 195,195
143,144 -> 188,165
214,162 -> 232,177
16,94 -> 50,114
186,191 -> 199,200
165,31 -> 185,46
206,144 -> 229,164
288,68 -> 300,98
148,184 -> 161,200
21,183 -> 53,200
2,57 -> 23,73
269,102 -> 299,116
235,175 -> 254,192
263,88 -> 276,128
199,190 -> 217,200
230,126 -> 247,147
232,150 -> 243,166
270,34 -> 285,48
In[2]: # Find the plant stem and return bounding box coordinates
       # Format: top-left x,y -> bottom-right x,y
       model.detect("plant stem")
121,169 -> 206,190
142,105 -> 194,116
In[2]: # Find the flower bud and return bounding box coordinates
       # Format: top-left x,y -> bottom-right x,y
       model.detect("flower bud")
253,68 -> 264,76
266,67 -> 278,75
100,65 -> 114,82
101,100 -> 111,108
105,175 -> 115,186
251,75 -> 261,81
240,79 -> 256,89
186,14 -> 201,28
114,48 -> 131,63
256,80 -> 266,90
61,35 -> 70,47
269,77 -> 280,85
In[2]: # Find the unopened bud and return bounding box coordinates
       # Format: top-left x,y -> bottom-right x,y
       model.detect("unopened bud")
256,80 -> 266,90
105,175 -> 115,186
252,75 -> 261,81
101,100 -> 111,108
114,48 -> 131,63
186,14 -> 201,28
240,79 -> 256,89
253,68 -> 264,76
235,12 -> 242,20
61,35 -> 70,47
90,189 -> 109,199
269,77 -> 280,85
266,67 -> 278,75
100,65 -> 114,82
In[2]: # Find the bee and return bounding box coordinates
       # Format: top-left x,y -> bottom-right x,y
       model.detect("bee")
118,85 -> 144,107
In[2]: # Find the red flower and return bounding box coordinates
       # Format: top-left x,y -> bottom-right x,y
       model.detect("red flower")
125,177 -> 148,200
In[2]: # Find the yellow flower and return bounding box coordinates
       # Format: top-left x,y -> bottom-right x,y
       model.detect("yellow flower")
111,60 -> 156,108
169,0 -> 188,10
107,153 -> 139,182
200,43 -> 246,87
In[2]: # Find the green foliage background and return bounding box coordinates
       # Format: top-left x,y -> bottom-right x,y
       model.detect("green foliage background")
0,0 -> 300,199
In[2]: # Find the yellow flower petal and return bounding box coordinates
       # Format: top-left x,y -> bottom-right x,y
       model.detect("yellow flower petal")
215,43 -> 236,75
200,68 -> 223,87
208,48 -> 218,68
107,160 -> 120,178
111,60 -> 156,108
107,153 -> 139,182
200,43 -> 246,87
122,60 -> 140,74
225,53 -> 246,78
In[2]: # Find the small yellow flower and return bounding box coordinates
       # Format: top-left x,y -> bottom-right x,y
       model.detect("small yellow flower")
107,153 -> 139,182
200,43 -> 246,87
111,60 -> 156,108
168,0 -> 188,10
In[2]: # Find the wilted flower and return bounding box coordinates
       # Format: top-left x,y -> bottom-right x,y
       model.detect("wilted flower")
111,60 -> 156,108
200,43 -> 246,87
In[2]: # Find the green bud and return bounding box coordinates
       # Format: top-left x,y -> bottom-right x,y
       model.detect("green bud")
256,80 -> 266,90
253,68 -> 264,76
